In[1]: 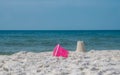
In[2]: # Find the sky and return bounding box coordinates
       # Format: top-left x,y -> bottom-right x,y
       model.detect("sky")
0,0 -> 120,30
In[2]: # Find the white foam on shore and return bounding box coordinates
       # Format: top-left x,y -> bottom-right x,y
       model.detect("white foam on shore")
0,50 -> 120,75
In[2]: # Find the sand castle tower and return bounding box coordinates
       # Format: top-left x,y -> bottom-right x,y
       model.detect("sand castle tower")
76,41 -> 86,52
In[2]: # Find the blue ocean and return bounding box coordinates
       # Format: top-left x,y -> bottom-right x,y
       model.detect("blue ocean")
0,30 -> 120,54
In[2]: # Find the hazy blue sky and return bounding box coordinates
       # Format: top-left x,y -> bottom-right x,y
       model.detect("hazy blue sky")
0,0 -> 120,30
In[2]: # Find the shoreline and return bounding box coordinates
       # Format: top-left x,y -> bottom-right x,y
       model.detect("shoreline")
0,50 -> 120,75
0,49 -> 120,55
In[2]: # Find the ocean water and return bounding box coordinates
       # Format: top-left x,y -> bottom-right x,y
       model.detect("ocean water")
0,30 -> 120,54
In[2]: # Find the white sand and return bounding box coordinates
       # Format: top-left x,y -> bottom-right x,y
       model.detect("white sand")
0,50 -> 120,75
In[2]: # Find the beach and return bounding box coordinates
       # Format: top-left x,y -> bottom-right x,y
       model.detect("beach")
0,0 -> 120,74
0,50 -> 120,75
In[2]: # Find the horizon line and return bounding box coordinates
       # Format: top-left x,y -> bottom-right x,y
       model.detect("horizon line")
0,29 -> 119,31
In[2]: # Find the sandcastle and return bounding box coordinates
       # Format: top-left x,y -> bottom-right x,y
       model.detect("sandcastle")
76,41 -> 86,52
